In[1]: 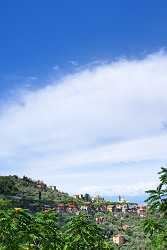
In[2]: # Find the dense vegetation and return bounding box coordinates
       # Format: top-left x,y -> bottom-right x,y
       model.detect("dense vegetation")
0,167 -> 166,249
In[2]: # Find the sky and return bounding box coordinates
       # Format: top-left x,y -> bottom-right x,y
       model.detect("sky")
0,1 -> 167,199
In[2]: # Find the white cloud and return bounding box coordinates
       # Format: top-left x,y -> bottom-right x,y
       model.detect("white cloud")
0,51 -> 167,196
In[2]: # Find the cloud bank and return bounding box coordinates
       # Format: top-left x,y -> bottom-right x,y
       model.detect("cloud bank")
0,51 -> 167,196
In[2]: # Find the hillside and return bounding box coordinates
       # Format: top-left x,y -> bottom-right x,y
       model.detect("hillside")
0,175 -> 72,210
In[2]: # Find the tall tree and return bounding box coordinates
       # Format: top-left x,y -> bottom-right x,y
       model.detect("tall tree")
145,167 -> 167,215
143,167 -> 167,249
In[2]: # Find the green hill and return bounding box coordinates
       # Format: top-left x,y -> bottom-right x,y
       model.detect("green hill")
0,175 -> 73,211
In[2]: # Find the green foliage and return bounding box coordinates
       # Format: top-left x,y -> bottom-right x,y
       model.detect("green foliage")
146,167 -> 167,215
143,167 -> 167,249
143,217 -> 163,236
63,214 -> 113,249
0,176 -> 18,195
0,208 -> 32,249
33,211 -> 64,250
0,199 -> 11,209
0,209 -> 113,249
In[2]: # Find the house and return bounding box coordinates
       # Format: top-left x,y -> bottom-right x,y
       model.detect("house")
74,194 -> 84,199
122,204 -> 128,214
128,204 -> 137,213
66,203 -> 78,213
107,205 -> 114,212
100,205 -> 107,212
80,205 -> 88,211
49,186 -> 57,191
80,202 -> 92,213
137,205 -> 147,217
113,234 -> 125,245
95,216 -> 104,224
96,205 -> 107,212
56,203 -> 65,213
116,204 -> 122,211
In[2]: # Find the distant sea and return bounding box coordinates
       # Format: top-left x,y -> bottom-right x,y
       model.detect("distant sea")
104,195 -> 148,205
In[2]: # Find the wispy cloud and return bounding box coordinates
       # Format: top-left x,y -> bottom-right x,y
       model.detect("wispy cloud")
0,51 -> 167,195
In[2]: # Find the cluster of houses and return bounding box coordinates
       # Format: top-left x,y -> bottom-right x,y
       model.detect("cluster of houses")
106,203 -> 147,217
43,202 -> 78,213
43,198 -> 147,219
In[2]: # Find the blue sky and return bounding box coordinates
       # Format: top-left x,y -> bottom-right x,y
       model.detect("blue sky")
0,1 -> 167,199
0,0 -> 167,92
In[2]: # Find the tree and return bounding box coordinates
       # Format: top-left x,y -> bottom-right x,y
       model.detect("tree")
0,208 -> 32,250
32,210 -> 64,250
0,176 -> 18,195
63,214 -> 113,250
143,167 -> 167,249
0,208 -> 65,250
84,193 -> 91,202
145,167 -> 167,215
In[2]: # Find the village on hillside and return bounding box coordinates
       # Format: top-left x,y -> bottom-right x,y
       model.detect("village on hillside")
45,190 -> 147,219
